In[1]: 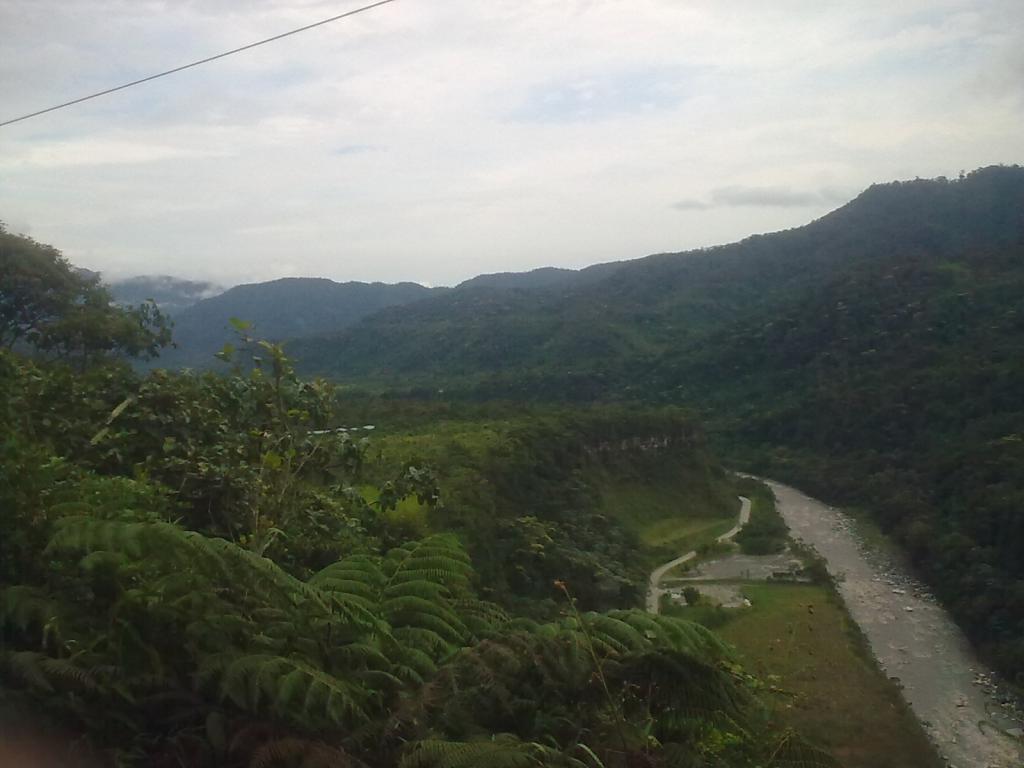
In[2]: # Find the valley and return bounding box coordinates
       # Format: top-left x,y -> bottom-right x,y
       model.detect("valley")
4,165 -> 1024,767
3,0 -> 1020,760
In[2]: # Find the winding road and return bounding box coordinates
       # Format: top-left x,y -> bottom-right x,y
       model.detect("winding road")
646,496 -> 751,614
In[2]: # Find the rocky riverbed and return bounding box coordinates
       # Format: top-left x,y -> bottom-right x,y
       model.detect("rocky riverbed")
766,479 -> 1023,768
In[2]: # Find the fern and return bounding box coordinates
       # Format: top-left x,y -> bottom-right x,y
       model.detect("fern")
0,585 -> 61,645
450,598 -> 511,637
3,650 -> 102,693
247,737 -> 361,768
401,736 -> 588,768
205,653 -> 371,729
767,732 -> 842,767
3,513 -> 817,767
383,536 -> 474,594
48,517 -> 386,634
310,554 -> 386,606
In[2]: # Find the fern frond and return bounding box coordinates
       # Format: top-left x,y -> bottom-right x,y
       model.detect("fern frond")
47,517 -> 382,632
3,651 -> 102,693
450,598 -> 511,637
211,654 -> 369,728
392,626 -> 458,658
247,737 -> 360,768
310,555 -> 385,602
328,642 -> 392,671
4,650 -> 55,691
0,586 -> 60,639
401,737 -> 587,768
384,536 -> 473,592
768,732 -> 842,767
385,645 -> 437,685
599,610 -> 730,663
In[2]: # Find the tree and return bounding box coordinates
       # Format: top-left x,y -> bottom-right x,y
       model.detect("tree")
0,223 -> 81,348
0,223 -> 171,365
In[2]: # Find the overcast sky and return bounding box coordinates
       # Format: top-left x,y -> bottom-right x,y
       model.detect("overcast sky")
1,0 -> 1022,287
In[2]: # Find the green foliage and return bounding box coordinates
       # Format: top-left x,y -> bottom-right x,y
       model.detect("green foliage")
734,479 -> 788,556
150,276 -> 442,370
400,737 -> 589,768
366,408 -> 723,614
0,225 -> 81,348
0,336 -> 426,573
0,222 -> 171,364
2,509 -> 491,760
1,498 -> 801,767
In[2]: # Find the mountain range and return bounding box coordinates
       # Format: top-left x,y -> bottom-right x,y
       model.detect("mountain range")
120,277 -> 444,369
285,167 -> 1024,392
108,275 -> 225,314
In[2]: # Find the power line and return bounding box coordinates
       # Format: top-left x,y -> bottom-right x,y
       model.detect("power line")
0,0 -> 398,129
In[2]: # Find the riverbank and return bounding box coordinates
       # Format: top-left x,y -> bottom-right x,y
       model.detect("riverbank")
768,479 -> 1023,768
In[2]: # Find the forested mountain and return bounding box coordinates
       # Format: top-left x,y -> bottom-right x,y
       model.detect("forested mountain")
457,266 -> 579,290
287,165 -> 1024,683
154,277 -> 444,369
457,264 -> 623,291
288,166 -> 1024,390
108,275 -> 225,314
656,170 -> 1024,679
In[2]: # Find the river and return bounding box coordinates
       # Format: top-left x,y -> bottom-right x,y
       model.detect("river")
768,478 -> 1023,768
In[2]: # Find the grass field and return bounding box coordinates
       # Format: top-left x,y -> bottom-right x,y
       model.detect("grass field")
595,465 -> 738,565
638,515 -> 735,549
692,583 -> 942,768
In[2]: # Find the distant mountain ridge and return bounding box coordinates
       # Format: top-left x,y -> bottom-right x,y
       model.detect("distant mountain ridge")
455,265 -> 623,291
286,166 -> 1024,389
109,275 -> 225,314
153,277 -> 443,369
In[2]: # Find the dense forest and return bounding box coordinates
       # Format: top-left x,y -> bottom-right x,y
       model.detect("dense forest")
280,166 -> 1024,686
1,224 -> 840,766
138,278 -> 443,370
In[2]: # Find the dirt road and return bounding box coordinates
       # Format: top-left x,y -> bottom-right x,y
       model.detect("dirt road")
646,496 -> 750,614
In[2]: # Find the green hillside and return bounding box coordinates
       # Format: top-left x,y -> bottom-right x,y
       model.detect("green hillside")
154,277 -> 444,369
289,166 -> 1024,391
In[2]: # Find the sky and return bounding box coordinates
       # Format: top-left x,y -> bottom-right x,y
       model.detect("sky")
1,0 -> 1022,288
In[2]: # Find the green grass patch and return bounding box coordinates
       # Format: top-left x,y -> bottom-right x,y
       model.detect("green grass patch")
357,485 -> 430,538
709,583 -> 942,768
594,462 -> 737,566
638,515 -> 734,549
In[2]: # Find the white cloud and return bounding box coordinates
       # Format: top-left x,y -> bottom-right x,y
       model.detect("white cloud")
0,0 -> 1021,286
2,138 -> 228,168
